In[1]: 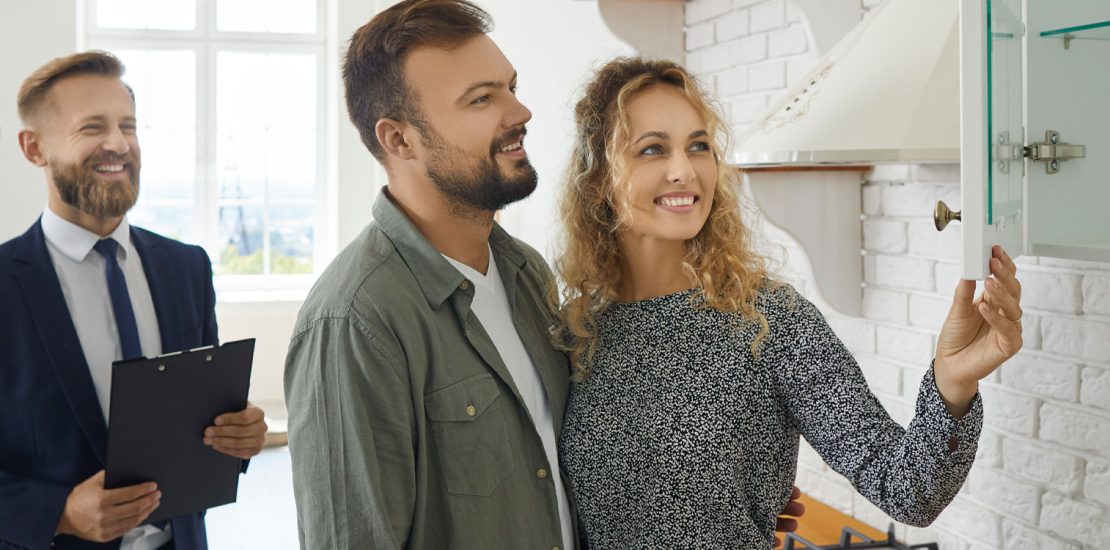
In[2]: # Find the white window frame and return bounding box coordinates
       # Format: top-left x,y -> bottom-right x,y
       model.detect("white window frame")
82,0 -> 333,296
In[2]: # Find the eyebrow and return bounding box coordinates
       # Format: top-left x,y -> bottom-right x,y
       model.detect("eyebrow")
632,129 -> 709,145
457,72 -> 518,103
74,115 -> 137,125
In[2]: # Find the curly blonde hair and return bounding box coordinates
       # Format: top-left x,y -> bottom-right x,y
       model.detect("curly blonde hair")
553,57 -> 779,379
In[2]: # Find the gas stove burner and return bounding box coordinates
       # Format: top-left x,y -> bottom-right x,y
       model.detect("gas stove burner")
783,523 -> 938,549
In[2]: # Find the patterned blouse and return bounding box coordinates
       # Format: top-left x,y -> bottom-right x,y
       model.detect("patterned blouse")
559,286 -> 983,549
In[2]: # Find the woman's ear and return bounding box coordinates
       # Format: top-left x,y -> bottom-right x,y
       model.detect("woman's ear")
375,118 -> 416,161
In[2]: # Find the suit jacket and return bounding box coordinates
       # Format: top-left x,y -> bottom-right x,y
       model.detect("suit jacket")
0,220 -> 218,550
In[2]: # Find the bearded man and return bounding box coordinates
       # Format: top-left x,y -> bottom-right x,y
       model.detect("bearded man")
0,51 -> 267,550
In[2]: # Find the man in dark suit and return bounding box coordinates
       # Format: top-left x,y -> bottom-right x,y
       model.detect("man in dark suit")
0,51 -> 267,550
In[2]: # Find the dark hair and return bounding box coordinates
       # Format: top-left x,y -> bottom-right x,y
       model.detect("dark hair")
343,0 -> 492,164
18,50 -> 131,125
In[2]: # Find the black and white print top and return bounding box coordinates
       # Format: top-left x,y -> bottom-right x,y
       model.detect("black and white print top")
559,286 -> 983,549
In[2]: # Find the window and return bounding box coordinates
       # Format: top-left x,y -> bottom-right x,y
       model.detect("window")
84,0 -> 328,290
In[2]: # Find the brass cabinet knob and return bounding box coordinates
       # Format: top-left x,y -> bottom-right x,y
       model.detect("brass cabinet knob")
934,200 -> 962,231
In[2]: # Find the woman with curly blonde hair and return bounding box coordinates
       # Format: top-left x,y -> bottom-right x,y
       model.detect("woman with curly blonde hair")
554,57 -> 1024,549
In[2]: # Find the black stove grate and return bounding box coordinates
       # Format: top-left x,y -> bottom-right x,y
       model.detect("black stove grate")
783,522 -> 939,550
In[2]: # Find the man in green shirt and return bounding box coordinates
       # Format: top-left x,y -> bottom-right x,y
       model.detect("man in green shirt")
284,1 -> 803,548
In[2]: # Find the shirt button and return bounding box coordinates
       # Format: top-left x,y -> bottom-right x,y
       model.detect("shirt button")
536,468 -> 548,479
460,280 -> 470,290
466,404 -> 477,417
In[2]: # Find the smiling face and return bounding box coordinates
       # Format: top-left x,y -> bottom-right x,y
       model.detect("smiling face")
403,34 -> 537,213
616,84 -> 717,245
31,73 -> 141,218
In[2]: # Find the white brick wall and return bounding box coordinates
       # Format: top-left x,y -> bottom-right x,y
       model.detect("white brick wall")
1083,276 -> 1110,316
874,255 -> 935,291
968,466 -> 1041,523
1081,367 -> 1110,411
685,0 -> 817,132
862,288 -> 907,323
1086,460 -> 1110,508
685,0 -> 1110,547
1040,493 -> 1110,548
1002,438 -> 1084,495
1002,353 -> 1080,402
863,219 -> 907,254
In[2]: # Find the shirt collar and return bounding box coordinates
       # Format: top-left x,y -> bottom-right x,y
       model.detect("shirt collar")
372,187 -> 527,308
443,244 -> 499,290
41,205 -> 133,263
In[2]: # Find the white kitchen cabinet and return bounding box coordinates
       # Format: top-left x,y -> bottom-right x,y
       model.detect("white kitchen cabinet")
950,0 -> 1110,279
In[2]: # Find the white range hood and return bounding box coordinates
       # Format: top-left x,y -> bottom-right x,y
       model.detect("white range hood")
733,0 -> 960,166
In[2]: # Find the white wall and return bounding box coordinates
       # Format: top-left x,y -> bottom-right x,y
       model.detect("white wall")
0,0 -> 75,240
685,1 -> 1110,548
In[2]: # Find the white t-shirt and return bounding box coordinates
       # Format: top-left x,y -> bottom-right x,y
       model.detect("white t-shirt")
444,247 -> 575,550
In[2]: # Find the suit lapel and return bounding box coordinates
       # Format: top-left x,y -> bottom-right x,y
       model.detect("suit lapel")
13,222 -> 109,464
131,228 -> 182,355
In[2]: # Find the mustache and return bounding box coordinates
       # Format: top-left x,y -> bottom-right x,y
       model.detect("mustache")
84,152 -> 137,168
489,126 -> 528,156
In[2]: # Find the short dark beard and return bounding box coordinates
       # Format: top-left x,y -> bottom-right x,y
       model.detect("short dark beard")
51,153 -> 140,218
414,116 -> 538,217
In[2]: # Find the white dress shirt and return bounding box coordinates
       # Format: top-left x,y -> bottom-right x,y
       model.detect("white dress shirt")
42,206 -> 171,549
444,247 -> 576,550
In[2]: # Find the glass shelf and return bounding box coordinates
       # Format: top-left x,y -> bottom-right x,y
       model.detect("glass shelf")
1040,20 -> 1110,46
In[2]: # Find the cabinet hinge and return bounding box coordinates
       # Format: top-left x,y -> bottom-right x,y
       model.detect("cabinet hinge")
1023,130 -> 1086,174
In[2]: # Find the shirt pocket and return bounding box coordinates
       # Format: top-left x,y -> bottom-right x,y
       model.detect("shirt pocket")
424,373 -> 516,496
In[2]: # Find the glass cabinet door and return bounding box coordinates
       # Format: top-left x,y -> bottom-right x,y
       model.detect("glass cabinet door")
1026,1 -> 1110,261
959,0 -> 1025,279
958,0 -> 1110,279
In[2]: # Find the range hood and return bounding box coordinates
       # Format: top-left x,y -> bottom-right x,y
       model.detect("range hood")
732,0 -> 960,166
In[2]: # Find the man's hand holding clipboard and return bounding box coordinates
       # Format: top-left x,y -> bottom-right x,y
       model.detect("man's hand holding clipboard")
101,338 -> 262,525
204,403 -> 267,460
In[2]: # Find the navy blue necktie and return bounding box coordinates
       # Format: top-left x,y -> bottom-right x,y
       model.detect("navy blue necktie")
93,239 -> 143,361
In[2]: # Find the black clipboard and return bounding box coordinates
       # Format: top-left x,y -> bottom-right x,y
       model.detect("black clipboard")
105,338 -> 255,523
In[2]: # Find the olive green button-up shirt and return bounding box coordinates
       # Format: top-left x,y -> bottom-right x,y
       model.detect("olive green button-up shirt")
285,189 -> 574,549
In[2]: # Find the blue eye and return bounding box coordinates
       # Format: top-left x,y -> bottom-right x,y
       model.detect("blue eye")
640,144 -> 664,155
471,95 -> 491,105
689,141 -> 711,152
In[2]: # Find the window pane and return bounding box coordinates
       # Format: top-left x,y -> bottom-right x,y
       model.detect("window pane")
217,204 -> 265,275
216,50 -> 317,277
269,205 -> 314,274
145,52 -> 195,127
142,128 -> 196,201
216,52 -> 266,130
97,0 -> 145,29
97,0 -> 195,30
267,0 -> 317,34
267,131 -> 315,200
113,49 -> 195,128
146,0 -> 196,30
129,204 -> 194,243
218,130 -> 267,200
109,49 -> 197,240
267,54 -> 316,128
217,0 -> 316,34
